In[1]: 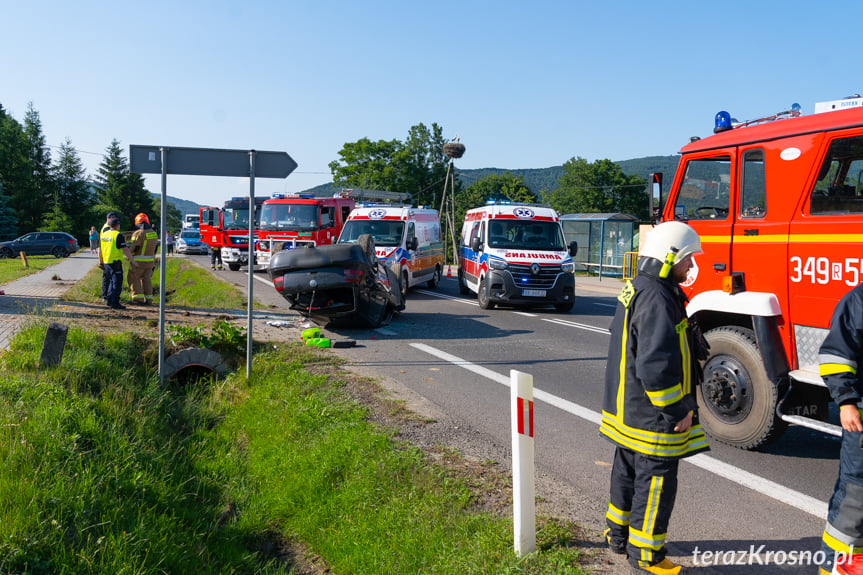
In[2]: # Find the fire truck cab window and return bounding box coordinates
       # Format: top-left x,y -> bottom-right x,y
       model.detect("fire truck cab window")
673,157 -> 731,221
740,149 -> 766,218
811,136 -> 863,215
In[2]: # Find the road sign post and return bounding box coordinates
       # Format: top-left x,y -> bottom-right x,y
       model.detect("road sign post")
130,145 -> 296,385
511,369 -> 536,556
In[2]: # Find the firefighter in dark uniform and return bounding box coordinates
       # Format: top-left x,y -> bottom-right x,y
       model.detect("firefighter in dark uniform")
210,245 -> 223,270
100,217 -> 136,310
600,221 -> 710,575
818,282 -> 863,574
127,213 -> 159,305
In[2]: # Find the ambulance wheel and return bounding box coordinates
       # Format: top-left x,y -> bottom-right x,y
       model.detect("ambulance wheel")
400,270 -> 409,299
427,265 -> 441,289
555,301 -> 574,313
458,269 -> 470,295
698,326 -> 786,450
478,277 -> 495,309
228,263 -> 240,271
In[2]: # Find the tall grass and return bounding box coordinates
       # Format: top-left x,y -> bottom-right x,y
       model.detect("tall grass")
0,324 -> 587,574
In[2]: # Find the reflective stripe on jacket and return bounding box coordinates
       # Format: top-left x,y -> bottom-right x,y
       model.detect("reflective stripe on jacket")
819,283 -> 863,407
599,268 -> 709,459
131,227 -> 160,262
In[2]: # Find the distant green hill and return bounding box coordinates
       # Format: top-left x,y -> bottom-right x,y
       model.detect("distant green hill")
300,156 -> 682,199
148,193 -> 202,217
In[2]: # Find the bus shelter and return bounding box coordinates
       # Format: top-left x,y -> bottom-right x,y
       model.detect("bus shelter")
559,213 -> 639,280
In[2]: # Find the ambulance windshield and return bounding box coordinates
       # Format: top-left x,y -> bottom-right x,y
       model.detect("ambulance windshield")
258,204 -> 319,231
487,220 -> 566,251
339,220 -> 405,247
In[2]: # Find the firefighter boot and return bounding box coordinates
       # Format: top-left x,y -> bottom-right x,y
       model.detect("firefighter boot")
604,528 -> 626,555
211,264 -> 215,270
218,265 -> 223,270
630,558 -> 684,575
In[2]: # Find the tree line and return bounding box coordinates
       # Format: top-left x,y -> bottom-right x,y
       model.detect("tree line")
0,102 -> 181,243
329,122 -> 652,257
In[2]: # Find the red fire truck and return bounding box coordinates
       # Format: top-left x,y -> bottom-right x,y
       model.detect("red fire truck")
253,193 -> 356,270
199,197 -> 265,271
656,96 -> 863,449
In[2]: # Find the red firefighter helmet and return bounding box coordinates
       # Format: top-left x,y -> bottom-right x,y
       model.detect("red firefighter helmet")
135,213 -> 150,225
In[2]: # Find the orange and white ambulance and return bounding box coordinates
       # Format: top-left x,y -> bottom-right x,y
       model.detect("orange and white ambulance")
338,205 -> 445,296
656,96 -> 863,449
457,202 -> 578,312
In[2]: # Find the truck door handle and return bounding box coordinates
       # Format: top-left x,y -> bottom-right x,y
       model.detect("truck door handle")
744,229 -> 759,236
713,263 -> 726,271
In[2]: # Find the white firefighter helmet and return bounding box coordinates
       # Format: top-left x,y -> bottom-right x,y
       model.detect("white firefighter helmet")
640,221 -> 702,264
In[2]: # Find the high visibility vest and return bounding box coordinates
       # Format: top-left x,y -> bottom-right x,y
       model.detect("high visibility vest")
101,229 -> 123,264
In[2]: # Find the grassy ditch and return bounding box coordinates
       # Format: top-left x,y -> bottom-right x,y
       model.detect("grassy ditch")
0,324 -> 589,574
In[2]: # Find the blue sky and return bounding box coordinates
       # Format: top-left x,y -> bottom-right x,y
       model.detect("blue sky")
2,0 -> 860,207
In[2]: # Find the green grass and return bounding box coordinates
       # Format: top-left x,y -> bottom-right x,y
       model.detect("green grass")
62,257 -> 253,310
0,325 -> 589,574
0,254 -> 78,285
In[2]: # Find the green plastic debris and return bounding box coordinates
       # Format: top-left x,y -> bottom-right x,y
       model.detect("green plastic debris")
301,327 -> 322,340
305,337 -> 331,348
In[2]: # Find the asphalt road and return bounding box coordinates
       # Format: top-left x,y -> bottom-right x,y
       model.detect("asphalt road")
196,254 -> 839,574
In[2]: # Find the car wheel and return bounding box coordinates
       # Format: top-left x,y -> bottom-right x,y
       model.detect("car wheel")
0,247 -> 12,259
52,246 -> 66,258
228,263 -> 240,271
478,276 -> 495,309
427,265 -> 441,289
400,270 -> 409,299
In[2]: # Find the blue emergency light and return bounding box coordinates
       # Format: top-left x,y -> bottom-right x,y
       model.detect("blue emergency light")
714,111 -> 733,133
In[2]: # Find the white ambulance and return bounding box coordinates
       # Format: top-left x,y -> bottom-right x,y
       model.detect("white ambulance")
338,205 -> 445,296
458,202 -> 578,311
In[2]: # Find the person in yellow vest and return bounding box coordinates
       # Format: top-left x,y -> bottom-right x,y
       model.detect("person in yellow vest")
127,213 -> 160,305
100,217 -> 136,310
99,211 -> 119,302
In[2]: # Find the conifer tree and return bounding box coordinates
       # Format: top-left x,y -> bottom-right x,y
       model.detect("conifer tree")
0,182 -> 18,241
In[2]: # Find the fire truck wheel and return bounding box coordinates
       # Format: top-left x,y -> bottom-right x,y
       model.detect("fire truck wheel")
478,277 -> 495,309
458,269 -> 470,295
228,263 -> 240,271
427,265 -> 441,289
698,326 -> 786,450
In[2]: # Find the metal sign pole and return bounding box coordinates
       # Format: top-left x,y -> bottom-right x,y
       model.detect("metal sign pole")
246,151 -> 256,380
158,148 -> 168,387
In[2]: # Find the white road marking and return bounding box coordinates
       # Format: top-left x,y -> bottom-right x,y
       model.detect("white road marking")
254,275 -> 274,288
542,318 -> 611,335
513,312 -> 537,317
414,289 -> 478,306
409,342 -> 828,519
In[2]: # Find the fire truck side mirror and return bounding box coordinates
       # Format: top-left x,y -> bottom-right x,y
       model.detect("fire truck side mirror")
649,173 -> 663,224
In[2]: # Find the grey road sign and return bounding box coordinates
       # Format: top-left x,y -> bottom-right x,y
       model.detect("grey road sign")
130,146 -> 297,179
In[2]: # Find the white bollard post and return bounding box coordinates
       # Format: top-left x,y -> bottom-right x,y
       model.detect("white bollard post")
511,369 -> 536,556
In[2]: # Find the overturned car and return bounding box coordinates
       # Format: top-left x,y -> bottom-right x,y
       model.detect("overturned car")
268,235 -> 405,327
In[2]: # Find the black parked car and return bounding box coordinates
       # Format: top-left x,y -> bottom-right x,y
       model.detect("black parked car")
0,232 -> 80,258
268,235 -> 405,327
